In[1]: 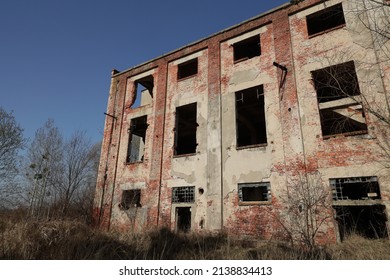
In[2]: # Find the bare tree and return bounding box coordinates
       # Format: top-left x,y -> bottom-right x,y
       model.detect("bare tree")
0,107 -> 24,209
26,119 -> 100,220
54,131 -> 99,216
277,173 -> 333,249
26,119 -> 63,218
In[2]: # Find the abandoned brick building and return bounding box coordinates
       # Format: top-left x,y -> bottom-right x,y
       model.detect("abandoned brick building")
93,0 -> 390,243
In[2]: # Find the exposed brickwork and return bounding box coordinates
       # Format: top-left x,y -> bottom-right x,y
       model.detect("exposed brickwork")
93,0 -> 390,243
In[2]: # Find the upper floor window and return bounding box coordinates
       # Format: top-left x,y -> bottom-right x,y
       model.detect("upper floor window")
311,61 -> 368,138
235,85 -> 267,148
306,3 -> 346,37
174,103 -> 198,156
233,35 -> 261,63
127,115 -> 148,163
177,58 -> 198,80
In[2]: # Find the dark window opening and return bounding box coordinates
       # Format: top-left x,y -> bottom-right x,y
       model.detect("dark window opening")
312,61 -> 368,137
312,61 -> 361,103
127,115 -> 148,163
233,35 -> 261,62
334,205 -> 388,241
172,186 -> 195,203
131,75 -> 154,108
177,58 -> 198,80
236,85 -> 267,147
319,105 -> 368,136
331,177 -> 381,201
174,103 -> 197,155
306,3 -> 346,36
176,207 -> 191,233
238,182 -> 270,202
120,190 -> 141,209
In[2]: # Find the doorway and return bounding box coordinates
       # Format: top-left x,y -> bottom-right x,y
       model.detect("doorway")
176,207 -> 191,233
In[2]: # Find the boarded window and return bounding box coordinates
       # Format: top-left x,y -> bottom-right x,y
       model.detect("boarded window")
236,85 -> 267,147
172,186 -> 195,203
306,3 -> 346,36
131,75 -> 154,108
238,182 -> 270,202
177,58 -> 198,80
233,35 -> 261,62
331,176 -> 381,201
120,190 -> 141,209
174,103 -> 197,155
312,61 -> 368,137
127,115 -> 148,163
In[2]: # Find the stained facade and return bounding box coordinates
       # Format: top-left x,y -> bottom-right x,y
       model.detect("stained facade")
93,0 -> 390,243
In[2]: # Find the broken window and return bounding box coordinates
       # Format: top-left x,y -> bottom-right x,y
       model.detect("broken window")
306,3 -> 346,37
127,115 -> 148,163
312,61 -> 368,137
331,176 -> 381,201
176,207 -> 191,233
177,58 -> 198,80
172,186 -> 195,203
120,190 -> 141,209
131,75 -> 154,108
334,205 -> 388,240
233,35 -> 261,62
235,85 -> 267,148
174,103 -> 198,155
238,182 -> 270,202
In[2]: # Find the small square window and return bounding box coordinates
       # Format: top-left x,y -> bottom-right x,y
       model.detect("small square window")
120,190 -> 141,209
172,186 -> 195,203
238,182 -> 270,203
306,3 -> 346,37
233,35 -> 261,62
177,58 -> 198,80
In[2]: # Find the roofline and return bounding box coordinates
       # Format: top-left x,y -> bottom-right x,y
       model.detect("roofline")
113,1 -> 291,77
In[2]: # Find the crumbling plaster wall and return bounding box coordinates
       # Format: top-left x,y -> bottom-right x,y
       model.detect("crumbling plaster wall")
289,0 -> 390,237
93,0 -> 390,241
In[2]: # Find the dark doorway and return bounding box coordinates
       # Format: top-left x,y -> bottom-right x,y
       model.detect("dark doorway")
176,207 -> 191,233
334,205 -> 389,241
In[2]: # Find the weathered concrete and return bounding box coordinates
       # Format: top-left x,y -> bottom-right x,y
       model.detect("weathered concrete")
93,0 -> 390,243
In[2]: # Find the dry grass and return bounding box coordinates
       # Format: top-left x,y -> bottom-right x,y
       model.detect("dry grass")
1,219 -> 389,260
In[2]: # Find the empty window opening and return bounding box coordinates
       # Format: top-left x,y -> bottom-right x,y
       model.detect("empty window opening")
131,75 -> 154,108
172,186 -> 195,203
120,190 -> 141,209
312,61 -> 368,137
127,115 -> 148,163
331,177 -> 381,201
312,61 -> 361,103
235,85 -> 267,148
174,103 -> 198,155
238,182 -> 270,202
306,3 -> 346,37
334,205 -> 388,241
233,35 -> 261,62
176,207 -> 191,233
177,58 -> 198,80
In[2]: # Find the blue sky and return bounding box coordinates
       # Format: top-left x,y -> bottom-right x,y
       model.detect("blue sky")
0,0 -> 287,144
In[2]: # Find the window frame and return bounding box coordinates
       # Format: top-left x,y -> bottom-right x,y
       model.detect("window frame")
238,182 -> 271,205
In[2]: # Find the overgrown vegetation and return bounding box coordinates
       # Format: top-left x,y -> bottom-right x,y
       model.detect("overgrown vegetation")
1,217 -> 389,260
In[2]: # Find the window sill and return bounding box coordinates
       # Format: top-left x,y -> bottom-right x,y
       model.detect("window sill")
322,130 -> 368,140
236,143 -> 267,150
233,55 -> 260,64
308,24 -> 346,39
177,74 -> 197,82
173,152 -> 197,158
239,201 -> 271,206
125,160 -> 144,165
